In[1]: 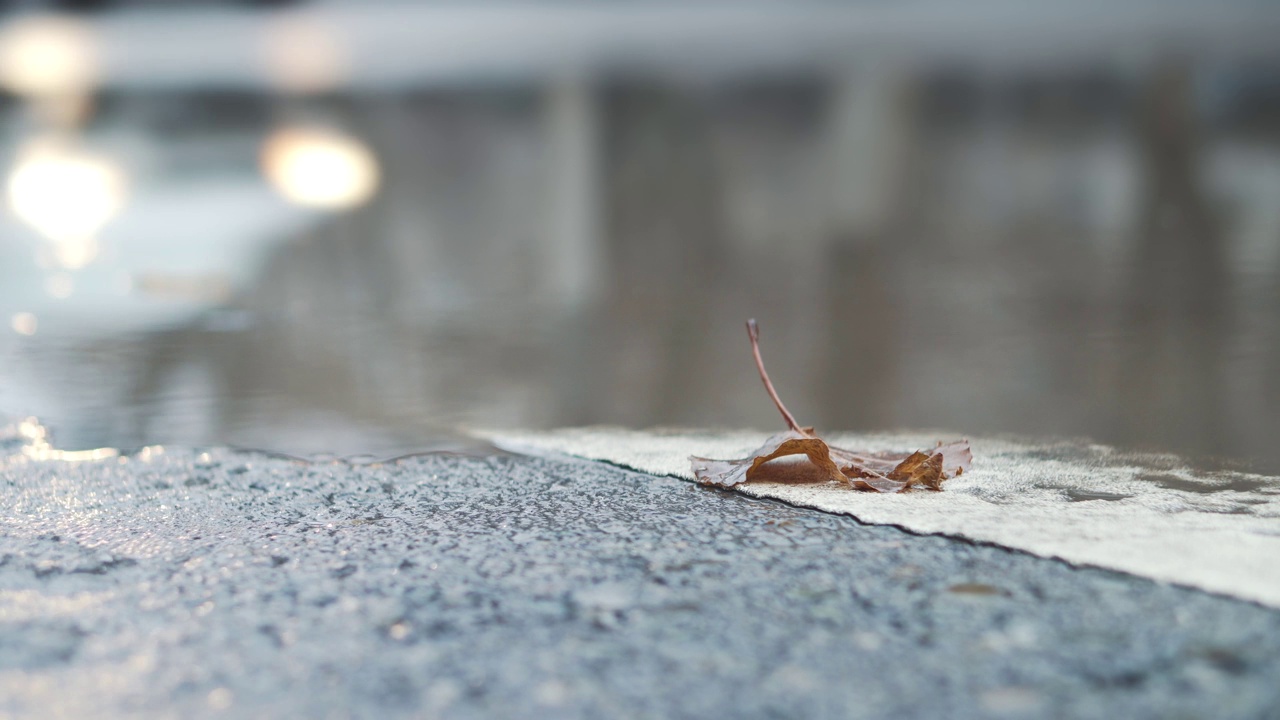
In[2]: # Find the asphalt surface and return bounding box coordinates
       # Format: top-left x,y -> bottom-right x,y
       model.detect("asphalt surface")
2,443 -> 1280,719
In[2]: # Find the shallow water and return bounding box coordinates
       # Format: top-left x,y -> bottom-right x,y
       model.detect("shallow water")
1,77 -> 1277,471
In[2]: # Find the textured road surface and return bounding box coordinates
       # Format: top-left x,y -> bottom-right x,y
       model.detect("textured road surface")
2,443 -> 1280,718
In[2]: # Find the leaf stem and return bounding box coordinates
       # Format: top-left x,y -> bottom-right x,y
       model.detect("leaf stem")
746,319 -> 803,433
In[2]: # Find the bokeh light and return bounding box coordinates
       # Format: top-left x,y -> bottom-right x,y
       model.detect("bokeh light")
260,127 -> 379,210
48,237 -> 99,270
10,312 -> 37,336
6,138 -> 127,267
0,15 -> 96,97
261,12 -> 347,94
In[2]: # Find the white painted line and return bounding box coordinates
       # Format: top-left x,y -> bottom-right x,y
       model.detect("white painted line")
480,428 -> 1280,609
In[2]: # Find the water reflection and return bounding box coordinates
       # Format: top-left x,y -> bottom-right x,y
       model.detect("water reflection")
260,125 -> 379,210
9,311 -> 35,336
7,137 -> 127,266
0,6 -> 1277,472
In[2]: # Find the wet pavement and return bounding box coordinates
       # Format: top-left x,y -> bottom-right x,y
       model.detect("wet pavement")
2,443 -> 1280,718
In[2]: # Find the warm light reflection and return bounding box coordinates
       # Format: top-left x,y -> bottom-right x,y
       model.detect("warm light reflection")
7,139 -> 126,267
10,312 -> 36,336
50,236 -> 99,269
25,446 -> 118,462
16,418 -> 119,462
132,273 -> 233,303
0,16 -> 96,97
260,127 -> 379,210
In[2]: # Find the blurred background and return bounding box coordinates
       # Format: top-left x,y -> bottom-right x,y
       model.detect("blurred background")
0,0 -> 1279,468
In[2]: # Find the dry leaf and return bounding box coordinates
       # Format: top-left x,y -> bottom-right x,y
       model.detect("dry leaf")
690,320 -> 972,493
691,429 -> 847,488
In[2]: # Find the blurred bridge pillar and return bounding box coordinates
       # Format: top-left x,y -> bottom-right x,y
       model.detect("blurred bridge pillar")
824,65 -> 915,237
1121,59 -> 1229,456
541,77 -> 605,424
817,66 -> 919,429
541,77 -> 603,312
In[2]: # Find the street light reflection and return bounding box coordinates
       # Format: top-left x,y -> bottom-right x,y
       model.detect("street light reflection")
17,418 -> 117,462
6,138 -> 127,268
260,127 -> 379,210
10,312 -> 37,336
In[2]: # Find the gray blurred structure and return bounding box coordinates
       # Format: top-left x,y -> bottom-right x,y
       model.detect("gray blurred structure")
44,3 -> 1280,90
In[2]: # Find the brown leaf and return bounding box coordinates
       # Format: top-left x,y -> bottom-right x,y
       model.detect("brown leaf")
695,435 -> 970,493
831,442 -> 971,492
691,429 -> 847,488
689,319 -> 973,493
887,451 -> 944,490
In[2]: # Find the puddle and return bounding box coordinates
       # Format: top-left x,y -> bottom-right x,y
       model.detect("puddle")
1058,488 -> 1132,502
1038,484 -> 1131,502
2,417 -> 506,467
1140,473 -> 1273,494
